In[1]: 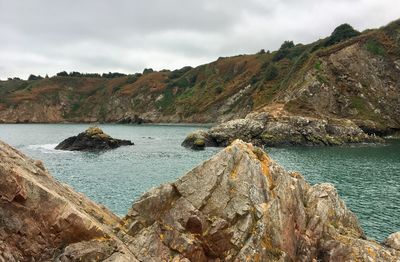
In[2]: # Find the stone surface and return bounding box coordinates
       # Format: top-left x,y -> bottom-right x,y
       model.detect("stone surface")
55,126 -> 134,151
383,232 -> 400,251
117,114 -> 152,124
123,140 -> 399,261
181,130 -> 217,150
1,139 -> 399,261
0,139 -> 137,261
183,113 -> 384,149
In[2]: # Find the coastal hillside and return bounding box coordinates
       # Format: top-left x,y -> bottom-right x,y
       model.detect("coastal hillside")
1,139 -> 400,261
0,19 -> 399,133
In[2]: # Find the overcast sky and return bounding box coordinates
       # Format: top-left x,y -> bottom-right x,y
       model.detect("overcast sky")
0,0 -> 399,79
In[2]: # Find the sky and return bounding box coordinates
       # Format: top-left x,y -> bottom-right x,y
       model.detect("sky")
0,0 -> 399,79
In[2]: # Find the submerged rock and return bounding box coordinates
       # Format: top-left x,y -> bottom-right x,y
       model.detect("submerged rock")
55,126 -> 133,151
0,139 -> 399,261
183,112 -> 384,149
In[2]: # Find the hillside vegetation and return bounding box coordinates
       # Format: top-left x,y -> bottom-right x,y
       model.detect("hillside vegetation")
1,19 -> 399,133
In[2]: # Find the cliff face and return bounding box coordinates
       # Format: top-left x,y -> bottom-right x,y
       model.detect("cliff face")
1,20 -> 399,134
0,139 -> 399,261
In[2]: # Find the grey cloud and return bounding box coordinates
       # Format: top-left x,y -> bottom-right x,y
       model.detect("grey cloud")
0,0 -> 399,79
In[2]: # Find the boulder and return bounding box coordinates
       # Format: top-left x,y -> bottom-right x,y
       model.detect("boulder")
55,127 -> 133,151
181,130 -> 217,150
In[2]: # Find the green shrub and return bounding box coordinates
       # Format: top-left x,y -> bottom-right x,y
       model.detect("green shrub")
272,41 -> 295,61
280,41 -> 295,49
57,71 -> 68,77
169,66 -> 193,79
28,74 -> 43,81
264,64 -> 278,80
215,86 -> 224,94
325,24 -> 360,47
314,61 -> 322,71
365,39 -> 385,56
142,68 -> 154,74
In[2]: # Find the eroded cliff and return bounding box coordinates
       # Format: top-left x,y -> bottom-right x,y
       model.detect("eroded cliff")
0,20 -> 399,137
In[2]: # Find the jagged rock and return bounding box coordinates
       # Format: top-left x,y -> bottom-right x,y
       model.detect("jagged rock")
123,140 -> 399,261
383,232 -> 400,251
55,127 -> 133,151
0,140 -> 137,261
183,113 -> 384,149
1,139 -> 399,261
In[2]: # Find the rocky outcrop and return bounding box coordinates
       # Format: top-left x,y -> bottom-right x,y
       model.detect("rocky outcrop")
0,140 -> 137,261
1,139 -> 399,261
123,139 -> 399,261
181,130 -> 218,150
55,127 -> 133,151
117,114 -> 152,124
183,112 -> 384,148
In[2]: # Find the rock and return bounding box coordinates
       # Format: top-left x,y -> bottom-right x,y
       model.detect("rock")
383,232 -> 400,250
1,139 -> 399,261
55,126 -> 133,151
123,140 -> 399,261
183,113 -> 384,148
0,139 -> 138,261
117,114 -> 151,124
181,130 -> 217,150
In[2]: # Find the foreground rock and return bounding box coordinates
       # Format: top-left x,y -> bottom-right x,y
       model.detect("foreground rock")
55,126 -> 133,151
183,112 -> 384,149
1,139 -> 399,261
0,140 -> 137,261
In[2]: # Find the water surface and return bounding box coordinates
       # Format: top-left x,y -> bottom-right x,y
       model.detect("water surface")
0,124 -> 398,241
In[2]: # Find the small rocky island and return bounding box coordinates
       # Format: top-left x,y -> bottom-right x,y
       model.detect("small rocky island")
0,139 -> 399,261
55,126 -> 133,151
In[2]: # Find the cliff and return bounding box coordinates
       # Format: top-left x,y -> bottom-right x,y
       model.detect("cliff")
1,139 -> 399,261
0,19 -> 399,136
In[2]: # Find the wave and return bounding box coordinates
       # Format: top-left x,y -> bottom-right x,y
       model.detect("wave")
26,143 -> 69,154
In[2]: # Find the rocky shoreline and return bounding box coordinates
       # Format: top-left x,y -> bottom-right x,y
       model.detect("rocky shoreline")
0,139 -> 399,261
182,112 -> 384,150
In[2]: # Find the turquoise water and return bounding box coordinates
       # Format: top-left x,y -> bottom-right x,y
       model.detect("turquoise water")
0,124 -> 399,241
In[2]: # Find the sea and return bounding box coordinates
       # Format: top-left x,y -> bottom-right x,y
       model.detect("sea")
0,123 -> 399,241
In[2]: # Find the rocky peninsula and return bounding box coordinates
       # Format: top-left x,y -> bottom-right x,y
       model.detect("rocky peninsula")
55,126 -> 133,151
182,112 -> 384,149
0,139 -> 399,261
